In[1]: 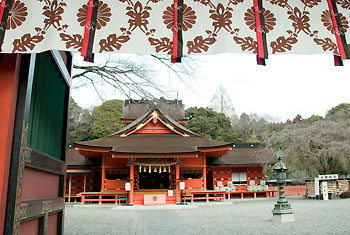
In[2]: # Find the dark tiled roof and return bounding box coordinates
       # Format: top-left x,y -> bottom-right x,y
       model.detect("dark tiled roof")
122,99 -> 185,121
75,104 -> 232,155
207,147 -> 276,166
76,133 -> 232,154
66,149 -> 98,166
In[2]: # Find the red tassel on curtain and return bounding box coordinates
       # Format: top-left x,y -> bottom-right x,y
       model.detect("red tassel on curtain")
326,0 -> 349,66
81,0 -> 99,63
253,0 -> 268,66
171,0 -> 183,63
0,0 -> 12,52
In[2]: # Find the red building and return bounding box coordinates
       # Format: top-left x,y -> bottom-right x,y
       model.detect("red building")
67,99 -> 276,205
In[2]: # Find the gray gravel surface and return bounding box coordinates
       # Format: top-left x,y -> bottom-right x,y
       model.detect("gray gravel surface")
64,196 -> 350,235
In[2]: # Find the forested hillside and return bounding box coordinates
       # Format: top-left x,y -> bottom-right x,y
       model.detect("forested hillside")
185,104 -> 350,180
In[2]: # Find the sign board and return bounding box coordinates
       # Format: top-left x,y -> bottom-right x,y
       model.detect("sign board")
144,194 -> 166,206
322,181 -> 328,200
315,178 -> 319,196
168,190 -> 173,197
318,174 -> 338,180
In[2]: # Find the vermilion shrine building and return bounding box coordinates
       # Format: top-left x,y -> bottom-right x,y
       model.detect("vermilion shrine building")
67,99 -> 276,205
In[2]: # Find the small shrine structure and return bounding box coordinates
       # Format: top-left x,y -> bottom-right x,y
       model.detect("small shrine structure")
68,99 -> 276,205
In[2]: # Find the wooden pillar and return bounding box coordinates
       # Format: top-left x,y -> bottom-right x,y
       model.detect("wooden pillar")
202,155 -> 206,190
68,175 -> 72,203
129,165 -> 134,204
0,54 -> 20,235
176,164 -> 180,203
83,175 -> 87,192
101,155 -> 106,192
213,169 -> 216,189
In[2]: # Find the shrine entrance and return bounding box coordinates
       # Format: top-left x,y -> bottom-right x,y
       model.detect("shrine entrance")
139,172 -> 170,190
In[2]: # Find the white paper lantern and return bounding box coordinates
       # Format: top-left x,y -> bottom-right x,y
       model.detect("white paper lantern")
125,182 -> 131,191
179,181 -> 185,190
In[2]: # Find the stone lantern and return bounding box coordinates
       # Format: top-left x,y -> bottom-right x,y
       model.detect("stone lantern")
272,149 -> 294,223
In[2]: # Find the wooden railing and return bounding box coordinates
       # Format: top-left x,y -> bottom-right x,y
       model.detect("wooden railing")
78,192 -> 127,204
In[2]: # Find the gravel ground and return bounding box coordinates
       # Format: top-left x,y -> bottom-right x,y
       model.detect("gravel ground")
64,196 -> 350,235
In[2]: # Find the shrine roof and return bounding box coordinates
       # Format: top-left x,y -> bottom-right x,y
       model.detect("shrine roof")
75,105 -> 232,155
207,146 -> 276,166
65,149 -> 97,166
75,133 -> 232,155
122,99 -> 185,121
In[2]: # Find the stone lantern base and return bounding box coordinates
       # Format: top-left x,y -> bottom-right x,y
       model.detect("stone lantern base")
272,209 -> 294,223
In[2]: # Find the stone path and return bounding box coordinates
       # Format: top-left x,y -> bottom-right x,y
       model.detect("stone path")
64,196 -> 350,235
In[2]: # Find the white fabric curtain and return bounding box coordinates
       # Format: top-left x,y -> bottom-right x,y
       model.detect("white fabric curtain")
1,0 -> 348,56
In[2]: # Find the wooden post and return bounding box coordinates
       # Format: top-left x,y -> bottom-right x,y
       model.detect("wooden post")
129,165 -> 134,204
68,175 -> 72,203
176,164 -> 180,203
202,154 -> 207,190
213,170 -> 216,189
0,54 -> 20,235
83,175 -> 87,192
101,155 -> 106,192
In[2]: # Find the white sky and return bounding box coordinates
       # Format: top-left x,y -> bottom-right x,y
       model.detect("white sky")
71,53 -> 350,122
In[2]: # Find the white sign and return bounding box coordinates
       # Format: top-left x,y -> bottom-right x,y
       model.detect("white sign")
322,181 -> 328,200
315,178 -> 319,196
168,190 -> 173,197
318,174 -> 338,180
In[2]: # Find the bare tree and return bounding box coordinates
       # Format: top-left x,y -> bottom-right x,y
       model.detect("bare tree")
72,54 -> 200,101
209,85 -> 238,122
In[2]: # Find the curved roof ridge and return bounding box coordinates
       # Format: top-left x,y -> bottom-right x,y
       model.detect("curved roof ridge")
114,104 -> 199,138
163,113 -> 200,137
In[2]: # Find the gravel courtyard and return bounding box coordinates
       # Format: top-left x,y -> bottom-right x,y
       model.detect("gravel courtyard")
64,196 -> 350,235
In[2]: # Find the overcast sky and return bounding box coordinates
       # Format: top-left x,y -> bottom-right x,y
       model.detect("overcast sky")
71,53 -> 350,122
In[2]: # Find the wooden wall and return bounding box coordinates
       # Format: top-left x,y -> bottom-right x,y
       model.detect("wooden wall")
2,51 -> 71,235
212,166 -> 265,189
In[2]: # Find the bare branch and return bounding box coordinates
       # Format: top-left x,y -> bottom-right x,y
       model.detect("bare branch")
72,54 -> 200,100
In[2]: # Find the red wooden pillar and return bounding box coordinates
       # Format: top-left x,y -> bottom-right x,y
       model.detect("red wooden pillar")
0,54 -> 20,235
101,155 -> 106,192
129,165 -> 134,204
202,167 -> 206,190
202,155 -> 207,190
176,164 -> 180,203
83,175 -> 87,192
68,175 -> 72,203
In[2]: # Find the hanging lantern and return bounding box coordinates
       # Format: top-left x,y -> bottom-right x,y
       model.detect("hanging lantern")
143,167 -> 147,172
139,165 -> 142,172
163,167 -> 167,173
154,166 -> 157,173
168,166 -> 171,173
149,166 -> 151,173
159,166 -> 162,173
